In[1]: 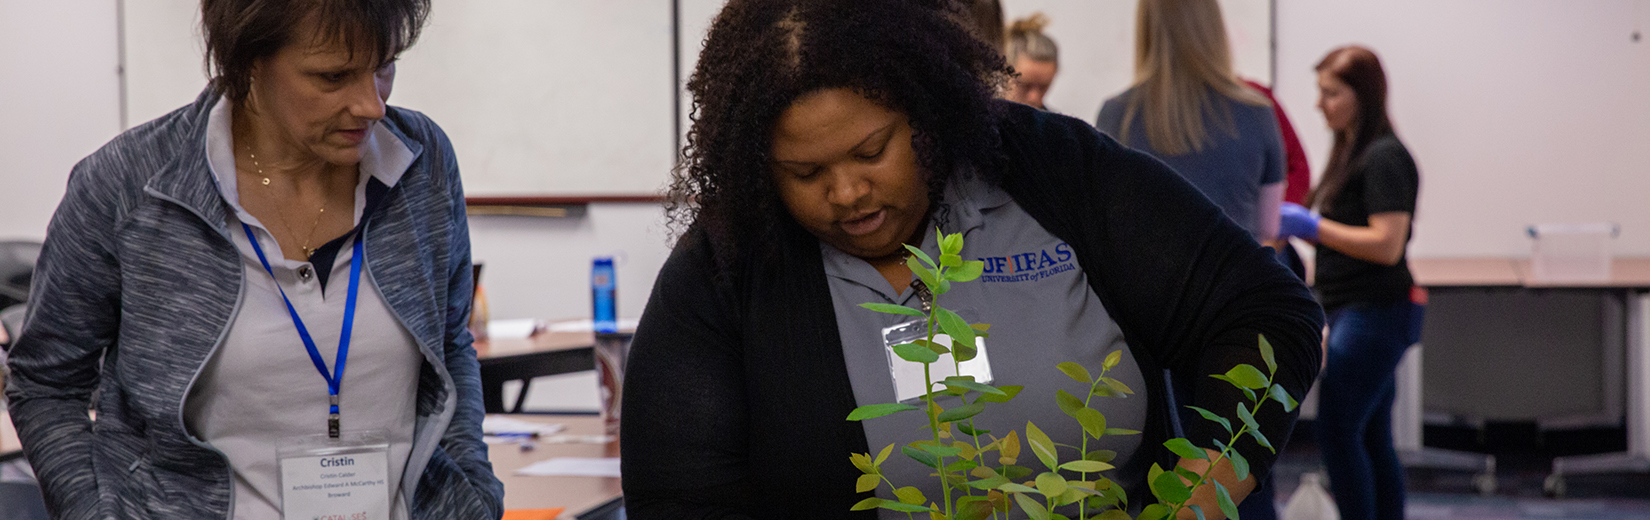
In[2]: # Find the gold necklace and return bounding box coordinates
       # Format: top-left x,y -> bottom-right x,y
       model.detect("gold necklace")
247,147 -> 326,259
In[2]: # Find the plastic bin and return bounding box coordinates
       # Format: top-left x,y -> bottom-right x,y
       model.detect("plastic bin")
1527,223 -> 1618,282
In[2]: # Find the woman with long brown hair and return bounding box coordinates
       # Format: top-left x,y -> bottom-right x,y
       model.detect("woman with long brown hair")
1278,46 -> 1421,520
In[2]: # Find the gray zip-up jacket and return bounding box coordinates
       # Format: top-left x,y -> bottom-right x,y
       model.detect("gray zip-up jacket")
4,89 -> 505,519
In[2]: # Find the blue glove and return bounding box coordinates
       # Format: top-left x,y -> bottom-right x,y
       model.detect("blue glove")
1279,202 -> 1321,242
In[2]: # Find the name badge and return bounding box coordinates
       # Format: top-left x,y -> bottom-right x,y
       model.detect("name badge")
882,320 -> 994,403
278,430 -> 393,520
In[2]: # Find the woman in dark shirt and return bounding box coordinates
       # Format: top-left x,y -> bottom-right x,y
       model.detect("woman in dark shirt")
1278,46 -> 1421,520
621,1 -> 1324,518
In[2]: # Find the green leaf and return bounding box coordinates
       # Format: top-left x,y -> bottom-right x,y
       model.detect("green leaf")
856,473 -> 880,493
892,342 -> 941,364
967,475 -> 1011,490
938,403 -> 986,423
874,443 -> 896,466
1269,383 -> 1300,413
1222,365 -> 1271,390
947,260 -> 985,282
1163,438 -> 1207,461
935,308 -> 976,348
1056,487 -> 1089,506
851,497 -> 883,511
917,338 -> 950,356
877,501 -> 934,513
850,452 -> 874,474
1229,448 -> 1251,482
858,302 -> 925,317
919,443 -> 964,457
1014,493 -> 1051,520
1025,421 -> 1059,471
1103,428 -> 1141,436
1000,464 -> 1033,480
951,339 -> 979,362
1186,405 -> 1233,433
1235,404 -> 1275,452
943,376 -> 1006,396
980,385 -> 1023,403
940,232 -> 964,256
904,244 -> 937,269
1056,362 -> 1093,384
1100,377 -> 1135,396
1074,408 -> 1108,439
909,256 -> 940,291
940,253 -> 963,267
956,423 -> 990,437
903,445 -> 941,468
1215,480 -> 1240,520
848,403 -> 920,421
1258,333 -> 1278,374
1036,472 -> 1069,497
1103,350 -> 1123,371
1097,510 -> 1132,520
1189,504 -> 1208,520
956,498 -> 995,520
894,486 -> 926,505
1059,460 -> 1114,473
997,482 -> 1039,494
1150,468 -> 1192,504
1139,503 -> 1172,520
970,323 -> 992,332
1085,450 -> 1117,463
1055,389 -> 1084,417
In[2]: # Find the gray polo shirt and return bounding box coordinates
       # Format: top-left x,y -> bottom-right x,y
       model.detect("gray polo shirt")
825,176 -> 1147,517
184,99 -> 422,519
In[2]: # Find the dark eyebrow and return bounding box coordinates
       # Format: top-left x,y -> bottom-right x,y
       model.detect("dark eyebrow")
772,121 -> 898,166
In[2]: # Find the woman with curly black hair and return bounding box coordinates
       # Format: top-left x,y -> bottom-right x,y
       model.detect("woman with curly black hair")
620,1 -> 1324,518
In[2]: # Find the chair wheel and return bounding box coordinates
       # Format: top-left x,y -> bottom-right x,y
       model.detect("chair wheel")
1472,472 -> 1497,496
1543,473 -> 1566,499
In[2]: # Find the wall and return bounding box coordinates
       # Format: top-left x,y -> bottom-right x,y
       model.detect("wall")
0,0 -> 123,241
1273,0 -> 1650,258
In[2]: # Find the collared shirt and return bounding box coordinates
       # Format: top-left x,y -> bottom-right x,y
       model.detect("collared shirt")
825,175 -> 1148,518
183,99 -> 423,519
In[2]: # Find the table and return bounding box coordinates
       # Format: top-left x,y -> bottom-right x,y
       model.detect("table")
475,331 -> 600,414
489,414 -> 623,518
1407,257 -> 1650,495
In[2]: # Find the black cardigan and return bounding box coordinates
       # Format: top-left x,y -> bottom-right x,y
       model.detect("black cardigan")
620,102 -> 1325,519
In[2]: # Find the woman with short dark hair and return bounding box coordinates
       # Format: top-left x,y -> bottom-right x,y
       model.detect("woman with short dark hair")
4,1 -> 503,518
621,1 -> 1324,518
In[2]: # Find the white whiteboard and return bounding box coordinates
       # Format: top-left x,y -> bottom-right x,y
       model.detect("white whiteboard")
125,0 -> 1270,198
1273,0 -> 1650,257
122,0 -> 678,197
679,0 -> 1273,137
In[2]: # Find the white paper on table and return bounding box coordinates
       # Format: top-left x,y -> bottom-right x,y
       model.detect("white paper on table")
515,457 -> 621,477
487,318 -> 545,340
482,416 -> 566,436
546,318 -> 641,333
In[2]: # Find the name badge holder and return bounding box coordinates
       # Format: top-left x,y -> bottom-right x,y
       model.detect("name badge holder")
881,319 -> 995,404
277,430 -> 394,520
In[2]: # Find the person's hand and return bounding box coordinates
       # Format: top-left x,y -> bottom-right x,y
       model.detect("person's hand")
1279,202 -> 1321,242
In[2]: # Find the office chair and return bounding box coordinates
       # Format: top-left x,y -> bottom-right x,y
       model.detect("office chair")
0,241 -> 41,311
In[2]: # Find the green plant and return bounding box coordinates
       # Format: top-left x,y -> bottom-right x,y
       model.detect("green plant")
847,230 -> 1298,520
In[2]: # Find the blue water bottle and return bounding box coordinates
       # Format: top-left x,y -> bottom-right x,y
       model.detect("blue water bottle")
591,257 -> 617,333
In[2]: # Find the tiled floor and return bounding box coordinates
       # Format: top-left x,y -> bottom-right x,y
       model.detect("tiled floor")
1269,421 -> 1650,520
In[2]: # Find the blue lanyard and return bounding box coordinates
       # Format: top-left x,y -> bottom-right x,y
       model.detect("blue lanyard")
241,223 -> 364,438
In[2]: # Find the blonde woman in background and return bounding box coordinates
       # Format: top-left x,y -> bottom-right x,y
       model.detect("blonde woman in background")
1096,0 -> 1284,244
1005,13 -> 1059,111
1095,0 -> 1291,518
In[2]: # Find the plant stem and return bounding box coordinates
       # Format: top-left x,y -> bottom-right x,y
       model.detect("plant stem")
1076,368 -> 1108,520
1166,371 -> 1279,520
